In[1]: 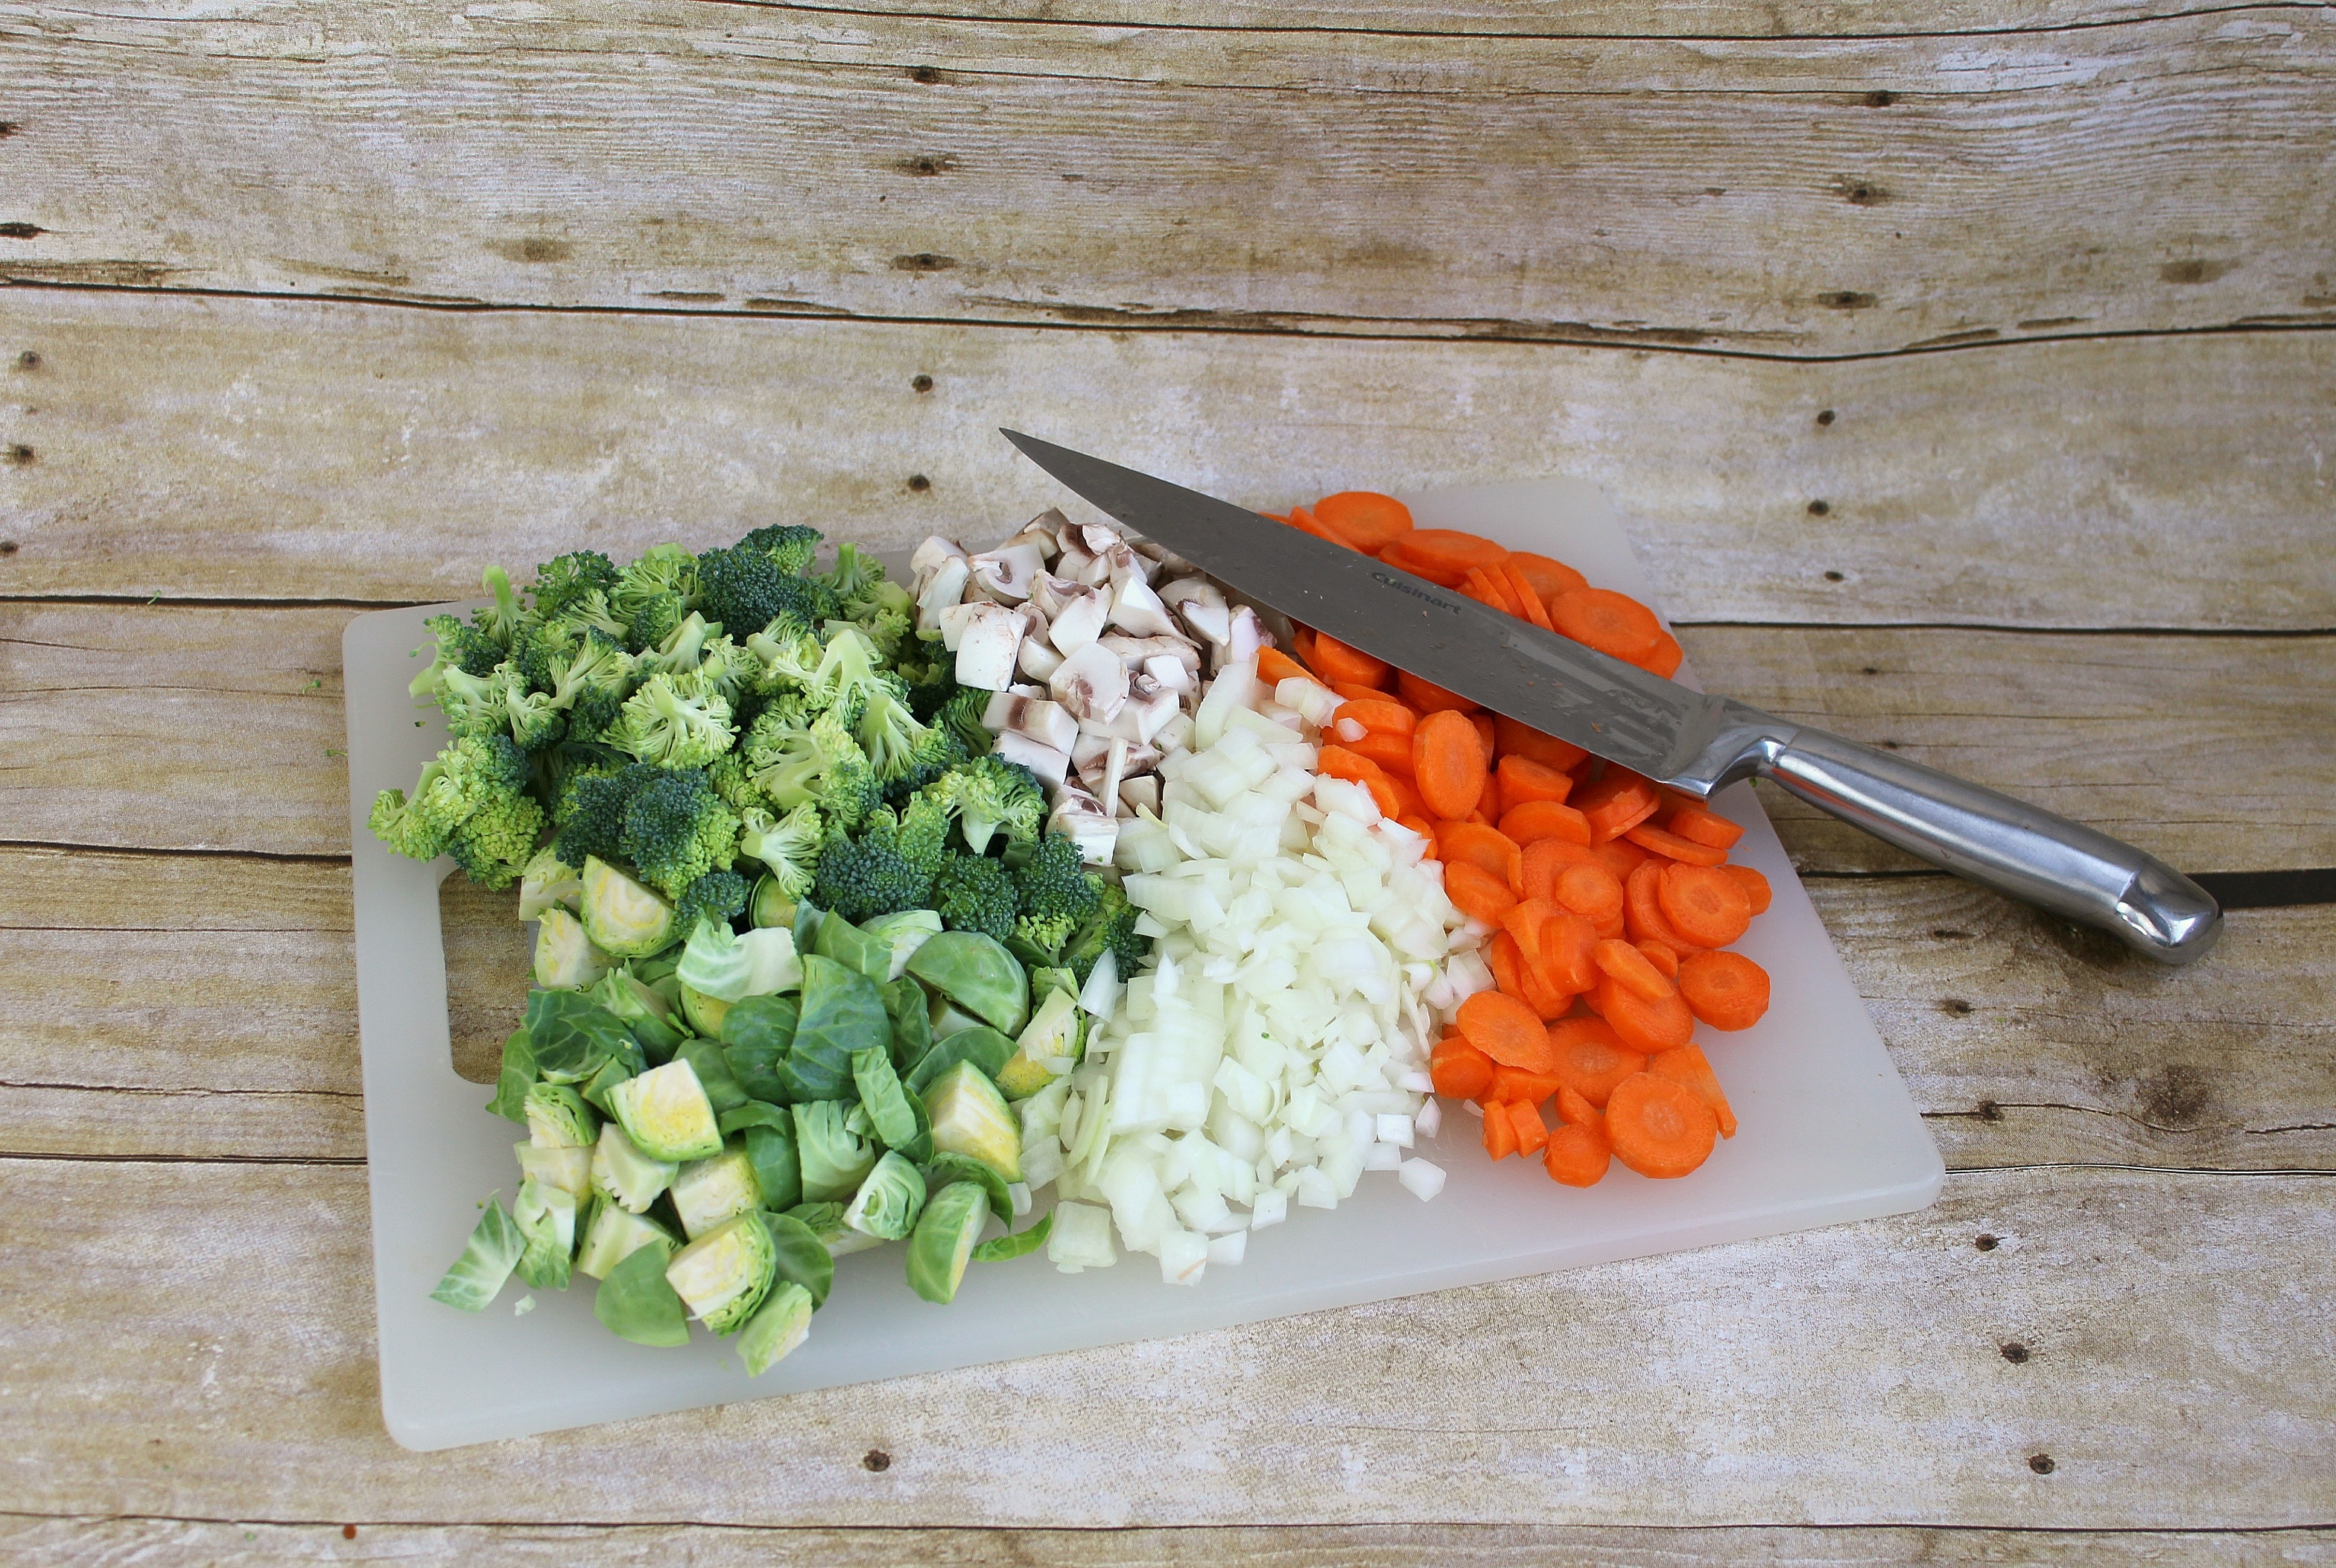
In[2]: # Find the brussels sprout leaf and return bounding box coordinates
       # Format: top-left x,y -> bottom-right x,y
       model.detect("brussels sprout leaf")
594,1237 -> 691,1347
431,1197 -> 525,1311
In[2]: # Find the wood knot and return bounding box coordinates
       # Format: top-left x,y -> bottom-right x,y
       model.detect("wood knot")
911,374 -> 933,393
1940,997 -> 1975,1016
892,253 -> 957,273
1974,1233 -> 1999,1251
2028,1453 -> 2054,1474
1808,499 -> 1831,515
908,65 -> 942,83
1865,90 -> 1898,107
0,222 -> 44,239
895,153 -> 959,177
2002,1341 -> 2031,1362
1823,570 -> 1845,582
863,1449 -> 892,1471
4,443 -> 34,466
1818,291 -> 1877,310
907,474 -> 930,492
1816,408 -> 1835,425
13,350 -> 37,370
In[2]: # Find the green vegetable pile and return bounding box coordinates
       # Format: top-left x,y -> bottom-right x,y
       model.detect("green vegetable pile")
381,527 -> 1149,1373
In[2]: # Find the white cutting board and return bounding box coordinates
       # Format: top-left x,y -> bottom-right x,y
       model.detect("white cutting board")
346,477 -> 1942,1452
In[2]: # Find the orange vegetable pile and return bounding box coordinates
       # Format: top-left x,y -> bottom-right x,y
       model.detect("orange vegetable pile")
1269,489 -> 1774,1187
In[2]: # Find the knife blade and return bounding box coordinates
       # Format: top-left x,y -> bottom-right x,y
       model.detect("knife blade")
1000,429 -> 2224,965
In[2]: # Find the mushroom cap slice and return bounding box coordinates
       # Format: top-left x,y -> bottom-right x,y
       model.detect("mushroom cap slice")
953,602 -> 1025,691
1048,642 -> 1130,724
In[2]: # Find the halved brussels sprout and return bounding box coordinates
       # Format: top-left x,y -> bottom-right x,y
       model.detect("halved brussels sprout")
512,1175 -> 579,1291
591,966 -> 687,1061
907,931 -> 1029,1036
534,907 -> 612,991
518,845 -> 585,921
594,1236 -> 690,1347
995,987 -> 1085,1100
739,1123 -> 802,1212
736,1280 -> 815,1376
860,910 -> 942,980
606,1059 -> 724,1164
749,873 -> 797,932
515,1140 -> 593,1200
906,1181 -> 991,1304
574,1199 -> 676,1280
577,1055 -> 634,1117
972,1210 -> 1053,1263
851,1046 -> 920,1152
765,1210 -> 835,1306
904,1026 -> 1015,1097
487,1028 -> 537,1124
680,921 -> 802,1003
921,1061 -> 1022,1184
787,1200 -> 885,1258
664,1210 -> 775,1336
680,983 -> 732,1039
430,1197 -> 524,1311
591,1120 -> 678,1213
524,1082 -> 601,1149
580,856 -> 677,959
675,1038 -> 750,1114
793,1099 -> 878,1204
670,1140 -> 765,1239
842,1150 -> 927,1242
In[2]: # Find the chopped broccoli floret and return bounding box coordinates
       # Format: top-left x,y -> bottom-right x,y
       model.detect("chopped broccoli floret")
738,524 -> 823,578
528,551 -> 623,620
737,801 -> 823,899
820,542 -> 884,604
369,733 -> 545,890
932,853 -> 1016,944
743,708 -> 880,829
473,565 -> 527,649
635,612 -> 717,680
610,543 -> 701,651
677,635 -> 752,708
807,626 -> 890,724
933,685 -> 994,758
705,749 -> 767,815
743,625 -> 824,696
553,761 -> 658,866
619,768 -> 741,901
434,663 -> 564,752
548,753 -> 632,829
603,673 -> 734,770
1064,879 -> 1148,985
930,755 -> 1045,855
696,524 -> 824,642
811,792 -> 950,922
1010,833 -> 1103,958
855,680 -> 935,781
408,612 -> 505,699
674,869 -> 750,935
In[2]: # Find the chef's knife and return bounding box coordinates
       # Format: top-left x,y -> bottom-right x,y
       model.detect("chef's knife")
1002,431 -> 2222,965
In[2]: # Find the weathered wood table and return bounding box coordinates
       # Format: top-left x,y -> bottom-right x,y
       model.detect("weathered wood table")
4,1 -> 2332,1561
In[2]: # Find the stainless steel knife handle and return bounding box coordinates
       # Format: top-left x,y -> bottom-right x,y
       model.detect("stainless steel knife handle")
1745,723 -> 2222,965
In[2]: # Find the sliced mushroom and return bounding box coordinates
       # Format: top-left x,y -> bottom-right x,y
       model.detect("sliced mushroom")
1143,653 -> 1196,696
917,556 -> 971,635
1107,574 -> 1180,638
1070,731 -> 1114,776
936,597 -> 984,652
1180,599 -> 1233,647
1018,636 -> 1065,682
983,691 -> 1079,754
1042,583 -> 1109,656
1102,542 -> 1154,588
968,541 -> 1046,603
1119,774 -> 1162,816
1100,632 -> 1202,679
992,730 -> 1070,789
1079,737 -> 1131,817
1055,533 -> 1110,588
1103,673 -> 1183,744
953,601 -> 1024,691
1003,507 -> 1070,559
1158,577 -> 1226,622
1049,641 -> 1130,724
910,535 -> 968,592
1048,784 -> 1120,865
1211,606 -> 1269,674
1076,522 -> 1123,556
1130,537 -> 1198,576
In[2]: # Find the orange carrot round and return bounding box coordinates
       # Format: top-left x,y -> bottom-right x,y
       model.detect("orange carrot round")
1496,754 -> 1574,807
1436,821 -> 1524,895
1254,646 -> 1312,686
1307,632 -> 1391,688
1506,1099 -> 1551,1158
1572,771 -> 1661,844
1522,837 -> 1601,902
1678,950 -> 1771,1031
1657,863 -> 1753,948
1456,990 -> 1558,1073
1397,670 -> 1479,714
1623,822 -> 1729,867
1485,929 -> 1532,1007
1553,860 -> 1625,927
1491,1064 -> 1564,1108
1605,1072 -> 1718,1178
1555,1084 -> 1603,1129
1460,565 -> 1526,618
1482,1099 -> 1520,1160
1331,679 -> 1389,705
1493,716 -> 1587,772
1542,1123 -> 1611,1187
1284,507 -> 1365,551
1501,799 -> 1592,846
1648,1043 -> 1737,1139
1397,812 -> 1438,842
1347,729 -> 1418,777
1378,529 -> 1511,588
1547,1018 -> 1645,1108
1595,835 -> 1651,882
1383,770 -> 1427,821
1636,939 -> 1680,981
1634,631 -> 1685,679
1625,858 -> 1702,950
1313,491 -> 1415,553
1549,588 -> 1663,661
1592,977 -> 1696,1056
1506,551 -> 1589,605
1723,863 -> 1773,915
1594,937 -> 1676,1002
1444,860 -> 1518,924
1539,910 -> 1602,995
1430,1035 -> 1496,1099
1666,803 -> 1745,851
1412,709 -> 1488,820
1334,699 -> 1417,738
1500,561 -> 1558,632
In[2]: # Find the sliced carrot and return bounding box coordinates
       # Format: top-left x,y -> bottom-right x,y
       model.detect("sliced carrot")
1383,770 -> 1427,822
1316,746 -> 1403,818
1573,771 -> 1661,844
1254,646 -> 1312,686
1492,716 -> 1587,772
1723,863 -> 1773,915
1506,1099 -> 1550,1157
1553,860 -> 1625,928
1496,754 -> 1574,806
1485,930 -> 1532,1007
1290,627 -> 1315,669
1444,860 -> 1519,925
1460,565 -> 1526,619
1636,940 -> 1680,981
1456,990 -> 1558,1073
1500,561 -> 1558,632
1430,1035 -> 1496,1099
1658,862 -> 1753,948
1666,803 -> 1745,851
1538,909 -> 1602,995
1283,507 -> 1365,551
1596,835 -> 1651,882
1490,1064 -> 1564,1106
1313,491 -> 1415,553
1308,632 -> 1391,688
1412,709 -> 1488,820
1501,799 -> 1592,846
1542,1123 -> 1610,1187
1347,728 -> 1418,777
1331,679 -> 1390,705
1633,631 -> 1685,679
1594,937 -> 1676,1002
1591,977 -> 1696,1056
1334,699 -> 1418,738
1549,588 -> 1663,661
1625,858 -> 1701,950
1605,1072 -> 1718,1179
1547,1018 -> 1645,1108
1499,901 -> 1569,1018
1397,669 -> 1479,715
1555,1085 -> 1603,1130
1483,1099 -> 1520,1160
1649,1043 -> 1737,1139
1678,950 -> 1771,1032
1624,822 -> 1730,867
1506,551 -> 1589,606
1469,712 -> 1499,761
1397,813 -> 1438,842
1378,529 -> 1511,588
1522,837 -> 1601,901
1439,821 -> 1525,895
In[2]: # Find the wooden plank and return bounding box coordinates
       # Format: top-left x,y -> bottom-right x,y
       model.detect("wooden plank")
4,602 -> 2320,868
0,1159 -> 2327,1526
4,3 -> 2333,352
7,845 -> 2329,1169
4,1517 -> 2329,1568
6,293 -> 2332,629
